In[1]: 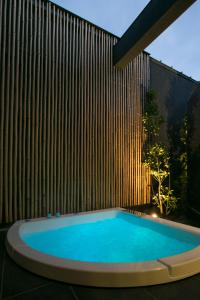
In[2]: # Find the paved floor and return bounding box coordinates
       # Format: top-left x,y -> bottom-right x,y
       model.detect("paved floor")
1,214 -> 200,300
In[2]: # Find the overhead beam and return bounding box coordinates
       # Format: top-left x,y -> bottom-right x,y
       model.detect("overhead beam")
113,0 -> 196,68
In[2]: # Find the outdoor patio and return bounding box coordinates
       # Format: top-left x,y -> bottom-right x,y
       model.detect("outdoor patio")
1,0 -> 200,298
1,212 -> 200,300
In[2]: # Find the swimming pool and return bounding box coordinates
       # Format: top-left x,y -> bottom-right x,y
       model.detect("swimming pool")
6,208 -> 200,287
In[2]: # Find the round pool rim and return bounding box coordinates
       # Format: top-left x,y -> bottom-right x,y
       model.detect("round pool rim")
6,208 -> 200,287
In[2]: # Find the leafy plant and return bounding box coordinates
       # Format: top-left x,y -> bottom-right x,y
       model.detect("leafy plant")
166,113 -> 188,210
179,115 -> 188,181
142,90 -> 164,141
143,143 -> 170,215
143,91 -> 178,215
153,186 -> 178,216
178,115 -> 188,206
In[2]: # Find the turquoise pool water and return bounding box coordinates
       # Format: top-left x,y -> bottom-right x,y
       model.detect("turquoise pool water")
21,212 -> 200,263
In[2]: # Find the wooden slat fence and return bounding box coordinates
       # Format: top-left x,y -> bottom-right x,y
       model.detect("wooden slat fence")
0,0 -> 150,223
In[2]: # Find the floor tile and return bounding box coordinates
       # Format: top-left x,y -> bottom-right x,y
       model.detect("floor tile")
146,277 -> 200,300
2,253 -> 51,299
0,231 -> 6,271
0,231 -> 7,299
72,285 -> 155,300
192,273 -> 200,281
3,283 -> 75,300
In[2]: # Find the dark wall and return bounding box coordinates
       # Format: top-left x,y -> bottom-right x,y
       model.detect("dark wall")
188,87 -> 200,210
0,0 -> 150,223
150,58 -> 198,146
150,58 -> 199,206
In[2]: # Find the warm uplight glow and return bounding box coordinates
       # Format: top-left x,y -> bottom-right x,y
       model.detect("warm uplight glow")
151,213 -> 158,218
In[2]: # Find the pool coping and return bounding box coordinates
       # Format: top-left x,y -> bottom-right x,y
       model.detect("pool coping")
6,208 -> 200,287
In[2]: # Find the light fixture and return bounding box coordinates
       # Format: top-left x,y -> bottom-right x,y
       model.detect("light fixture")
151,213 -> 158,218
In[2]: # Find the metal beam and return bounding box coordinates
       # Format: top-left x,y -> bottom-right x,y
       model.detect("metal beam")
113,0 -> 197,68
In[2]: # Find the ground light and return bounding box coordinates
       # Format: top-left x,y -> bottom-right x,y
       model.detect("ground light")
151,213 -> 158,218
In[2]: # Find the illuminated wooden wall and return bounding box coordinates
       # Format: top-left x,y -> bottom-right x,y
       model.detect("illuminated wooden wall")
0,0 -> 150,223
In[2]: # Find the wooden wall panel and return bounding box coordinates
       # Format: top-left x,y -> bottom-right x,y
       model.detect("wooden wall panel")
0,0 -> 150,223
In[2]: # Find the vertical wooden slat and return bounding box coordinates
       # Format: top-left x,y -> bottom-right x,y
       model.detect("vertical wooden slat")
51,5 -> 55,214
46,2 -> 51,215
74,17 -> 79,211
102,32 -> 106,208
33,0 -> 39,218
37,0 -> 42,217
26,0 -> 33,218
71,16 -> 75,212
34,0 -> 39,216
67,15 -> 72,213
0,0 -> 6,222
63,12 -> 68,213
79,20 -> 84,211
18,0 -> 24,219
53,9 -> 60,212
4,0 -> 12,222
83,20 -> 87,210
30,0 -> 37,218
22,0 -> 29,219
91,26 -> 95,209
86,23 -> 90,210
9,0 -> 16,221
58,10 -> 62,212
13,0 -> 21,221
105,33 -> 109,208
42,0 -> 48,216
